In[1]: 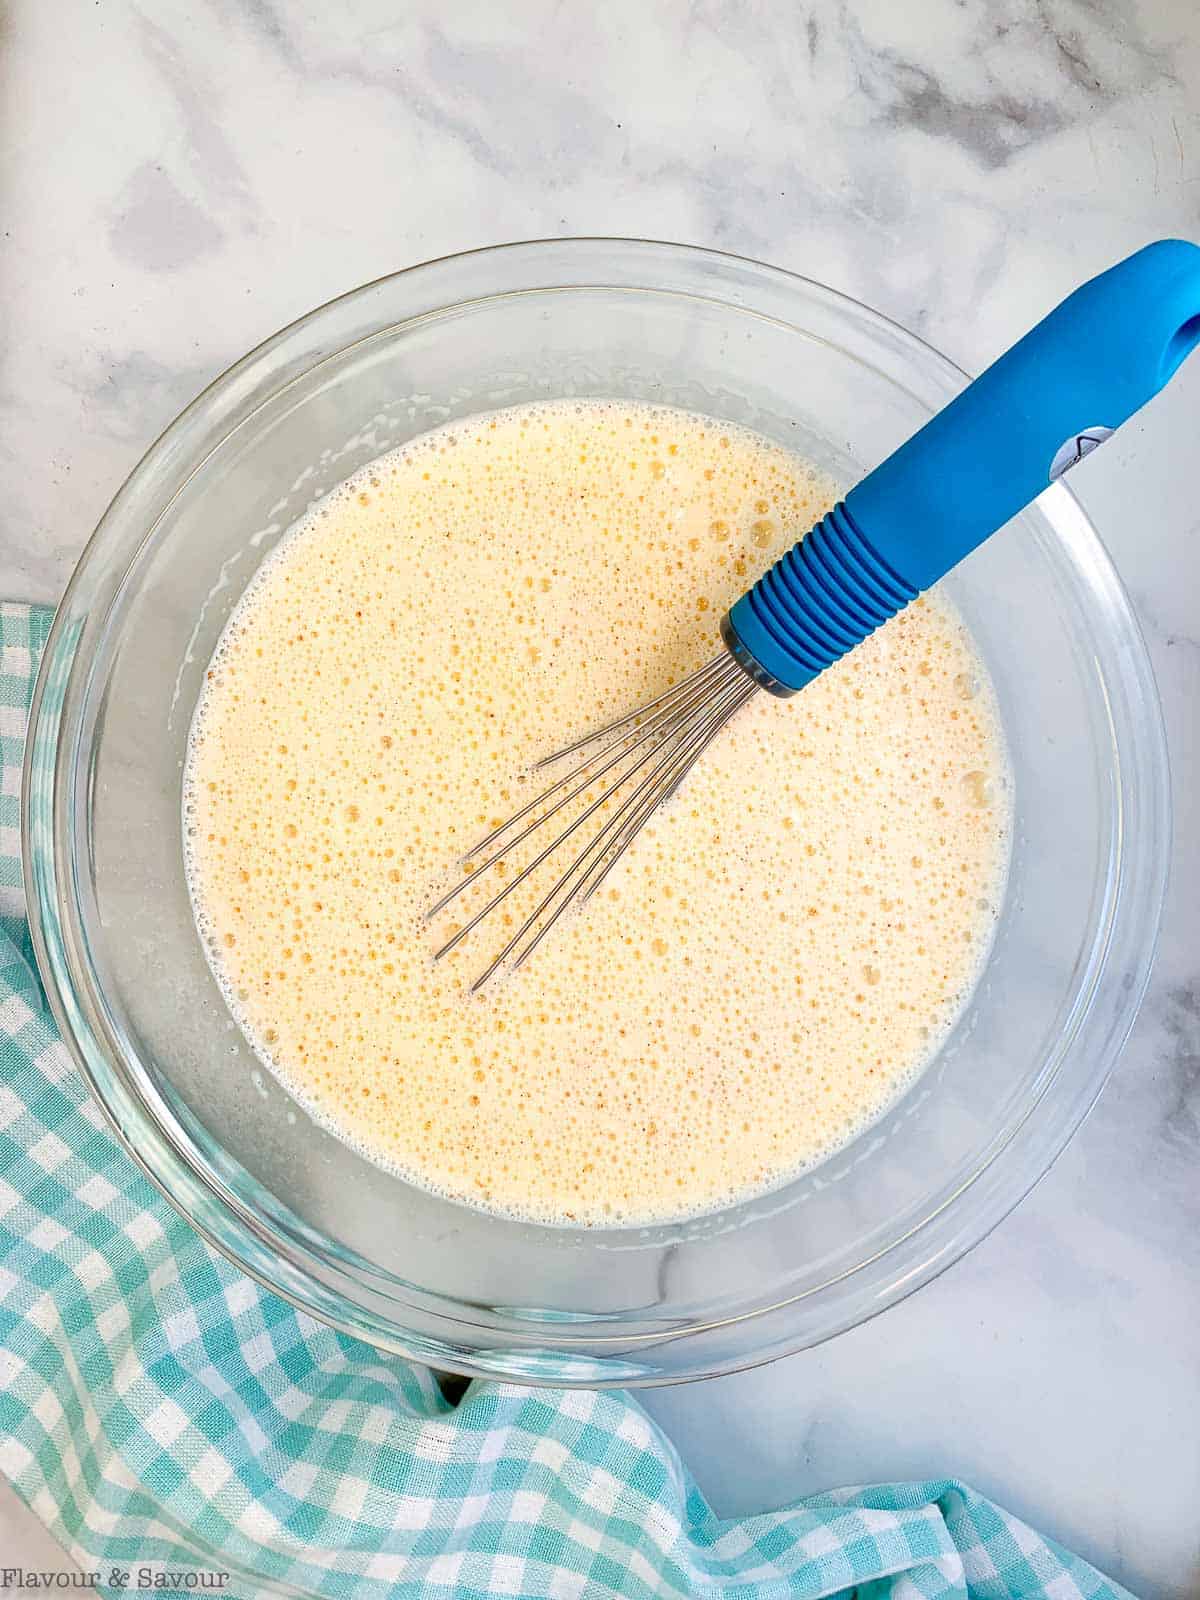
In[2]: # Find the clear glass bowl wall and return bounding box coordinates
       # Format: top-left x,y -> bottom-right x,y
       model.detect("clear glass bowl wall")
25,240 -> 1168,1384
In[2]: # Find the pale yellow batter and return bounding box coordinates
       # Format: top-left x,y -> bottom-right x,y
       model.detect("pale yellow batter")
184,402 -> 1010,1225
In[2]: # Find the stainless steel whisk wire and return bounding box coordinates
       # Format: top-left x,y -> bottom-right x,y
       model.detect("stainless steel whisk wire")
427,652 -> 757,989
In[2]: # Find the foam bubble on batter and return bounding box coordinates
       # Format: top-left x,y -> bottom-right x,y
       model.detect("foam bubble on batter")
184,401 -> 1011,1227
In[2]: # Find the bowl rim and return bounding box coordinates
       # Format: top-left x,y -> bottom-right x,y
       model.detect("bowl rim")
22,236 -> 1171,1385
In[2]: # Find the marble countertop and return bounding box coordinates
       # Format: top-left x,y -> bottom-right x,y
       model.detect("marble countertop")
1,1 -> 1197,1594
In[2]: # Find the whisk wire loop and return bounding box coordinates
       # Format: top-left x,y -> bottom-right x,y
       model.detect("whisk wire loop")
428,652 -> 756,984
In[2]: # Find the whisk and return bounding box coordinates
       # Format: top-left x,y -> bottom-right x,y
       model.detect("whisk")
430,239 -> 1200,988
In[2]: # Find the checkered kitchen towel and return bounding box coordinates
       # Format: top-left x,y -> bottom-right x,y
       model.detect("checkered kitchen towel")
0,603 -> 1129,1599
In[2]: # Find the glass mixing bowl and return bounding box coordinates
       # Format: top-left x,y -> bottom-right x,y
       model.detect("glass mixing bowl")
24,239 -> 1169,1385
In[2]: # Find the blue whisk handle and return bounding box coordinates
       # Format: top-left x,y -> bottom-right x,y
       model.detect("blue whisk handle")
727,238 -> 1200,695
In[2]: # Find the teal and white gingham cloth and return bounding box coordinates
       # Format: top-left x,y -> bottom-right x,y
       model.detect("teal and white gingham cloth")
0,602 -> 1129,1600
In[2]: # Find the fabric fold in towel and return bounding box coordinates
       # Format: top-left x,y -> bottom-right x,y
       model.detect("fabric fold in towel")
0,603 -> 1129,1600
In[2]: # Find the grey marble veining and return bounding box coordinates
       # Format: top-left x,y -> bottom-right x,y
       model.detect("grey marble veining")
1,1 -> 1197,1594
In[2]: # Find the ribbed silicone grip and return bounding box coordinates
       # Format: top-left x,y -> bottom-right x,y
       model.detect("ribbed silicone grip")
723,502 -> 917,695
